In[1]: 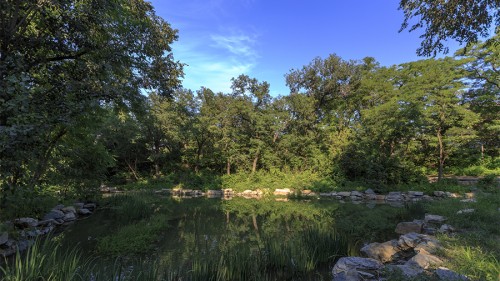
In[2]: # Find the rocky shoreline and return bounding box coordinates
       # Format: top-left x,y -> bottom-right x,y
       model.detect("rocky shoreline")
331,213 -> 470,281
0,202 -> 96,258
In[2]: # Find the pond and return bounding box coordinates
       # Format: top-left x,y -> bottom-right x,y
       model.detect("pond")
58,192 -> 425,281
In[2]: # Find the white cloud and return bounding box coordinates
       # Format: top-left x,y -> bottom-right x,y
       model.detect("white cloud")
172,30 -> 259,93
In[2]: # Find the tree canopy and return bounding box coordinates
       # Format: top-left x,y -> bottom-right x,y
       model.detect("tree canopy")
399,0 -> 500,56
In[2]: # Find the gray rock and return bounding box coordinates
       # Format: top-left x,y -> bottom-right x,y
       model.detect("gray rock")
395,221 -> 423,234
332,257 -> 383,281
438,224 -> 455,234
434,191 -> 445,197
386,192 -> 403,201
53,204 -> 65,210
408,191 -> 424,197
405,251 -> 443,269
83,203 -> 96,210
398,232 -> 423,250
0,232 -> 8,245
385,264 -> 424,278
63,212 -> 76,221
364,194 -> 377,201
14,217 -> 38,228
37,219 -> 56,227
435,267 -> 469,280
425,214 -> 447,224
43,209 -> 65,221
364,188 -> 375,194
77,208 -> 92,215
351,191 -> 363,197
415,239 -> 442,254
360,240 -> 400,263
62,206 -> 76,214
73,202 -> 85,209
337,191 -> 351,197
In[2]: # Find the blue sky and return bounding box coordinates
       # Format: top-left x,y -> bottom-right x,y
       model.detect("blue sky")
150,0 -> 462,96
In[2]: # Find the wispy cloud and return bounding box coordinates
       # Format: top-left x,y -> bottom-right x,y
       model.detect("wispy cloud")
173,30 -> 259,93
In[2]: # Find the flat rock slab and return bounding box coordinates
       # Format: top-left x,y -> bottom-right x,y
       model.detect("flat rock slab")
395,221 -> 423,234
385,264 -> 424,278
425,214 -> 447,224
332,257 -> 383,281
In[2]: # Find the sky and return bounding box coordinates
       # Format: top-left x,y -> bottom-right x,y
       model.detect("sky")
149,0 -> 463,96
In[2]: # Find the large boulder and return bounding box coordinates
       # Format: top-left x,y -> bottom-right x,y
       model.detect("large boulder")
395,220 -> 423,234
397,232 -> 423,250
360,240 -> 400,263
62,206 -> 76,214
63,212 -> 76,222
332,257 -> 383,281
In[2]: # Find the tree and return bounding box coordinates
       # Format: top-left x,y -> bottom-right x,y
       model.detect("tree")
0,0 -> 183,199
399,58 -> 479,180
399,0 -> 500,56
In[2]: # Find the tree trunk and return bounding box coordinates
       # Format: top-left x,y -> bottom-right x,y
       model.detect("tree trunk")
125,159 -> 140,181
252,153 -> 258,173
437,128 -> 445,182
226,159 -> 231,175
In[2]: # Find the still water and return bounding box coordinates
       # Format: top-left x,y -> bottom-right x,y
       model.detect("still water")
59,193 -> 420,280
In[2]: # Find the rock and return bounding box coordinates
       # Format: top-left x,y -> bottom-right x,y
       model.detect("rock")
332,257 -> 383,281
415,239 -> 442,254
74,202 -> 85,209
386,192 -> 403,201
434,191 -> 445,197
422,195 -> 433,201
77,208 -> 92,215
405,251 -> 443,269
43,209 -> 65,221
62,206 -> 76,214
302,189 -> 313,196
438,224 -> 455,234
385,264 -> 424,278
350,191 -> 363,197
0,232 -> 8,245
460,198 -> 476,203
435,267 -> 469,281
425,214 -> 447,224
365,188 -> 375,194
395,221 -> 423,234
423,227 -> 437,235
446,192 -> 461,198
457,209 -> 475,214
0,248 -> 16,258
398,232 -> 423,250
53,204 -> 65,210
84,203 -> 96,210
337,191 -> 351,197
408,191 -> 424,197
320,192 -> 334,197
364,194 -> 377,201
36,219 -> 55,227
360,240 -> 400,263
464,192 -> 475,199
274,188 -> 291,196
14,218 -> 38,228
63,212 -> 76,222
375,195 -> 386,201
39,226 -> 54,235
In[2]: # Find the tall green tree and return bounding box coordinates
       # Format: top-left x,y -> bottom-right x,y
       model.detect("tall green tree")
0,0 -> 182,198
399,58 -> 479,180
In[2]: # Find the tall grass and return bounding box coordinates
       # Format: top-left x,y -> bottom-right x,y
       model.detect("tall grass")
0,238 -> 86,281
